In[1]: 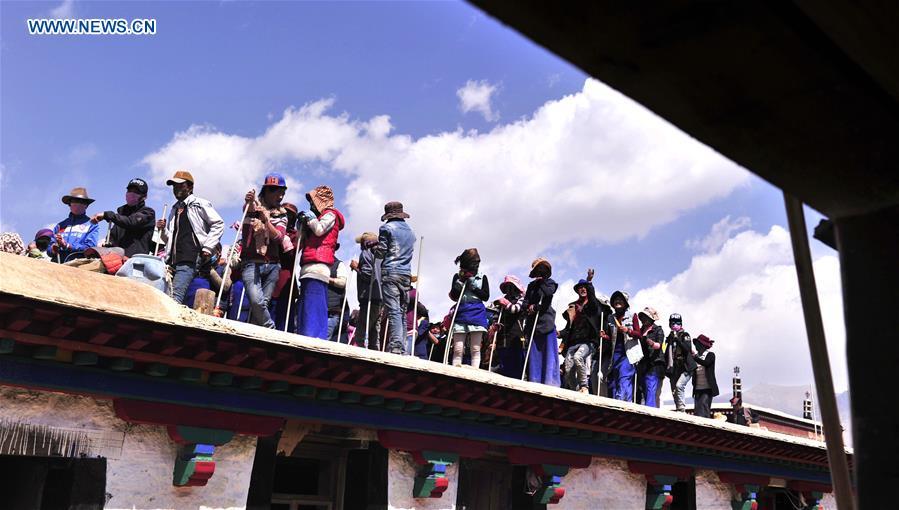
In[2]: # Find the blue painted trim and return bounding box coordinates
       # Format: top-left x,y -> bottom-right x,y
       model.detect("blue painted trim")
0,356 -> 831,484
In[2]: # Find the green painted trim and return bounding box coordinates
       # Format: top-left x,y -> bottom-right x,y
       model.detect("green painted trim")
209,373 -> 234,387
404,401 -> 424,412
291,385 -> 316,398
339,392 -> 361,404
0,339 -> 16,354
110,358 -> 134,371
33,346 -> 57,360
363,395 -> 385,406
266,380 -> 289,393
73,352 -> 99,366
179,367 -> 203,382
317,388 -> 339,400
173,425 -> 234,445
240,376 -> 263,390
144,363 -> 168,376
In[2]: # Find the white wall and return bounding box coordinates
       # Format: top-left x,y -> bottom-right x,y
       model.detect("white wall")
0,386 -> 257,510
554,457 -> 647,510
387,449 -> 459,510
694,469 -> 734,510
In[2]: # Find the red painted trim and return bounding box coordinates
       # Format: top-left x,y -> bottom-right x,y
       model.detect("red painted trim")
628,461 -> 694,480
788,480 -> 833,493
716,471 -> 771,487
507,446 -> 591,468
114,399 -> 283,436
377,430 -> 488,458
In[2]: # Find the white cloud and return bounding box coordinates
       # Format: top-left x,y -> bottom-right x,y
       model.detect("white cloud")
144,79 -> 750,316
631,222 -> 848,393
456,79 -> 500,122
685,215 -> 750,252
50,0 -> 75,18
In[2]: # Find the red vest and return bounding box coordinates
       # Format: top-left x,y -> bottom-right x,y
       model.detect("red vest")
301,208 -> 345,265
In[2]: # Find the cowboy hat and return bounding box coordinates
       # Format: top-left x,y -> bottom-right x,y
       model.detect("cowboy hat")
61,187 -> 95,205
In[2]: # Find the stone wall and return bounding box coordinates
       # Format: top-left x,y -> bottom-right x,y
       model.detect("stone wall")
820,492 -> 837,509
387,449 -> 459,510
0,386 -> 257,510
694,469 -> 734,510
553,457 -> 647,510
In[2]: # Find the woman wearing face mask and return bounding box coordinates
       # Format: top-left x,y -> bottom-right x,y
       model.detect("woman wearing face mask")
50,187 -> 100,263
90,178 -> 156,257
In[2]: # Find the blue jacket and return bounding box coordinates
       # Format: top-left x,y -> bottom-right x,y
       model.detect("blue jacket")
49,214 -> 99,261
375,219 -> 416,276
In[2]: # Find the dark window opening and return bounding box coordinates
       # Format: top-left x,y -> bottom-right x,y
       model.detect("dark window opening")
0,455 -> 106,510
670,478 -> 697,510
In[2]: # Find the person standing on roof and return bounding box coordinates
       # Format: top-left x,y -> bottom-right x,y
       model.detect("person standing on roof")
692,334 -> 719,418
559,269 -> 602,394
523,258 -> 560,386
351,232 -> 383,350
664,313 -> 695,412
491,275 -> 527,377
448,248 -> 490,368
325,250 -> 351,342
633,307 -> 665,407
156,170 -> 225,305
49,187 -> 100,263
90,178 -> 156,257
374,201 -> 416,355
601,290 -> 638,402
240,173 -> 290,328
271,203 -> 299,332
295,185 -> 345,339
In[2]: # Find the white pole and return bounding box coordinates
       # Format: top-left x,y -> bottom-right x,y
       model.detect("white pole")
488,309 -> 503,371
235,285 -> 246,322
151,203 -> 168,256
521,295 -> 543,381
411,236 -> 424,344
283,226 -> 306,333
104,221 -> 112,247
336,281 -> 349,344
381,318 -> 389,352
215,203 -> 250,312
784,193 -> 854,510
364,274 -> 375,348
596,309 -> 604,396
443,280 -> 468,365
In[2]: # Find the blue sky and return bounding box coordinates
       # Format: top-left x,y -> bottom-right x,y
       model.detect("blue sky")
1,1 -> 846,396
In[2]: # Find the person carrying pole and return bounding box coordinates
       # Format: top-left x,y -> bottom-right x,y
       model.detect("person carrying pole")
492,275 -> 527,378
632,306 -> 665,407
271,203 -> 299,332
239,174 -> 289,328
350,232 -> 382,350
600,290 -> 639,402
447,248 -> 490,368
49,187 -> 100,263
156,171 -> 225,305
325,251 -> 351,343
521,258 -> 560,386
90,178 -> 155,257
295,185 -> 345,339
373,201 -> 416,355
664,313 -> 695,412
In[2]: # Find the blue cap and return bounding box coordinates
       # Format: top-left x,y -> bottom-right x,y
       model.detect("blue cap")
574,279 -> 589,290
262,173 -> 287,188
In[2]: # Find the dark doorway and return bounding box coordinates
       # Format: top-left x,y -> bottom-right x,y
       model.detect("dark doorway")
0,455 -> 107,510
456,458 -> 514,510
670,478 -> 696,510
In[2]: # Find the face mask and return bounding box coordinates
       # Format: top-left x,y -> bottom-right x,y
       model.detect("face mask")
125,191 -> 142,206
671,324 -> 683,332
69,203 -> 87,215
